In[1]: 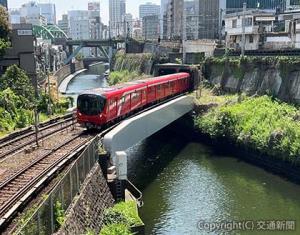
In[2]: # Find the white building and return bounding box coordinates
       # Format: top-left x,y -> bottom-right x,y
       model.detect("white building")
20,1 -> 47,26
12,1 -> 56,26
58,14 -> 69,36
109,0 -> 126,37
225,10 -> 294,51
9,9 -> 21,24
68,4 -> 102,57
39,3 -> 56,25
139,2 -> 160,19
68,10 -> 91,57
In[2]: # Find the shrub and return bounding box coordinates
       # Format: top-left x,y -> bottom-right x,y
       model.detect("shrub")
195,95 -> 300,163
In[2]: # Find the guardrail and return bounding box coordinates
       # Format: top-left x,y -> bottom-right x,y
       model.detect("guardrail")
14,136 -> 99,235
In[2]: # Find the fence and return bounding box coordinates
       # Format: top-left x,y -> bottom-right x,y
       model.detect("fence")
16,136 -> 99,235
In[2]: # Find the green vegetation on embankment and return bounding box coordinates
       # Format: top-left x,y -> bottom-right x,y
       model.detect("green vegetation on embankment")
0,65 -> 69,137
99,201 -> 143,235
203,56 -> 300,80
108,51 -> 157,86
195,91 -> 300,166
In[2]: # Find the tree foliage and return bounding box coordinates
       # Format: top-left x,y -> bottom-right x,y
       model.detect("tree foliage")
0,64 -> 35,106
0,38 -> 9,56
0,5 -> 10,40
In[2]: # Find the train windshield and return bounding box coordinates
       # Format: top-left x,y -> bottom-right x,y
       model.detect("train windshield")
77,94 -> 106,115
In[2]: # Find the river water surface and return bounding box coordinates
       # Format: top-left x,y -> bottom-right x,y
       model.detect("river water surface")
127,128 -> 300,235
65,63 -> 108,103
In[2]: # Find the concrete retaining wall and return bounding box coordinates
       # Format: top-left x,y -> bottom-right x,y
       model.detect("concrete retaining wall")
54,61 -> 84,87
58,163 -> 114,235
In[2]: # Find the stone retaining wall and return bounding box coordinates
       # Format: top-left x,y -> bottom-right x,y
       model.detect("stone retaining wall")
58,163 -> 114,235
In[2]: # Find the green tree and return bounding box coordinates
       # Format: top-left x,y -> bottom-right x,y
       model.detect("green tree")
0,6 -> 10,39
0,38 -> 9,56
0,65 -> 35,106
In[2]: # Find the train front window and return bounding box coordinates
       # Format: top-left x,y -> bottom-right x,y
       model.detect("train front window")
77,94 -> 106,115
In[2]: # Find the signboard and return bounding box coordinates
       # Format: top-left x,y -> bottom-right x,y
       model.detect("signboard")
17,30 -> 33,36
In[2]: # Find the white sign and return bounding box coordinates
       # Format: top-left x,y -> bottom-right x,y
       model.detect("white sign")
17,30 -> 33,36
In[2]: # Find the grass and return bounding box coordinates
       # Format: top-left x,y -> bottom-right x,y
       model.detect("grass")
195,95 -> 300,164
195,87 -> 238,106
108,70 -> 149,86
99,201 -> 143,235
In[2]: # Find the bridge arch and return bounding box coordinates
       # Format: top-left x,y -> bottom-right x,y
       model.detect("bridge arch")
33,25 -> 68,41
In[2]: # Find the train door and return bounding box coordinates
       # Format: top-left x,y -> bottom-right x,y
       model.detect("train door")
108,98 -> 117,121
147,86 -> 156,103
141,89 -> 147,106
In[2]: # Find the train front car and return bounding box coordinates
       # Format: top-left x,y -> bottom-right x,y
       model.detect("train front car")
77,92 -> 107,129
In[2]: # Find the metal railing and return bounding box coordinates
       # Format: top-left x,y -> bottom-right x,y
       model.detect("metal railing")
15,136 -> 99,235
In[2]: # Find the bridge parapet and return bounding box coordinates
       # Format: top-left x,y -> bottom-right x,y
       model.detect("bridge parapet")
103,95 -> 194,179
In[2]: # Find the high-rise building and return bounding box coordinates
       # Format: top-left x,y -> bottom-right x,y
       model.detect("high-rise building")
0,0 -> 7,8
58,14 -> 69,36
226,0 -> 286,12
109,0 -> 126,37
185,1 -> 199,40
198,0 -> 225,39
160,0 -> 170,38
166,0 -> 184,39
68,4 -> 102,57
139,2 -> 160,19
143,15 -> 160,40
17,2 -> 56,26
120,0 -> 126,18
20,2 -> 47,26
39,3 -> 56,25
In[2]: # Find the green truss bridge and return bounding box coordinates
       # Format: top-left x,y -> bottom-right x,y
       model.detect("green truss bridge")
33,25 -> 68,42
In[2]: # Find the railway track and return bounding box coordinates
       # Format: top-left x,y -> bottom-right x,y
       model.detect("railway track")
0,115 -> 76,159
0,131 -> 94,224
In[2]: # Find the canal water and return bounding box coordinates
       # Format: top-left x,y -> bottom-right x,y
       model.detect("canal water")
127,127 -> 300,235
65,63 -> 108,102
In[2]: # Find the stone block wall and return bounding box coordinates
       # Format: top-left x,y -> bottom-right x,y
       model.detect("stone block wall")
58,163 -> 114,235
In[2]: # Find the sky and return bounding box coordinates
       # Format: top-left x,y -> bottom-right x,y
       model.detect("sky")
8,0 -> 161,24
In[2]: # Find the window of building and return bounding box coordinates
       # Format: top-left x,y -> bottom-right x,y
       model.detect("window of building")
249,35 -> 254,43
232,19 -> 237,28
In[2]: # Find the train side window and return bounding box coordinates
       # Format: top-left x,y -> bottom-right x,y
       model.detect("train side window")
120,96 -> 126,104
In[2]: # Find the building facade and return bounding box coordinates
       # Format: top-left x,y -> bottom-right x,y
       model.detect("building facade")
166,0 -> 184,39
58,14 -> 69,36
185,1 -> 199,40
226,0 -> 286,11
198,0 -> 225,39
109,0 -> 126,37
160,0 -> 170,38
0,24 -> 36,80
20,2 -> 47,26
139,2 -> 160,19
143,15 -> 160,40
39,3 -> 56,25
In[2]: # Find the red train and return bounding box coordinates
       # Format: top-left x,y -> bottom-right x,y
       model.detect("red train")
77,72 -> 192,129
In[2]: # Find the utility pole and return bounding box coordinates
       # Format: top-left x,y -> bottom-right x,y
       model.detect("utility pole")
182,4 -> 187,64
47,68 -> 52,116
34,55 -> 39,147
241,2 -> 246,57
108,20 -> 113,71
219,8 -> 223,45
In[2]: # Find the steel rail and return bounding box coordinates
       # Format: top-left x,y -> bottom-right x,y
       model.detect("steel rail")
0,117 -> 76,159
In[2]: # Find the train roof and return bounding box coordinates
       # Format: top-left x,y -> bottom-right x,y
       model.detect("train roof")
80,72 -> 190,98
